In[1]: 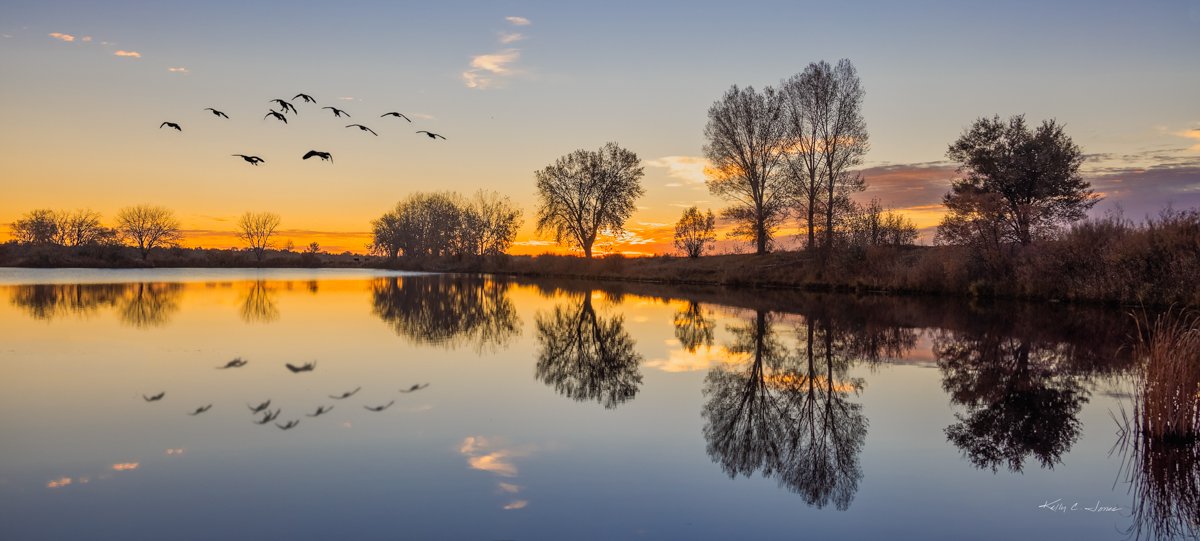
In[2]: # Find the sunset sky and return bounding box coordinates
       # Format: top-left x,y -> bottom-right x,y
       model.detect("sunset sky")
2,0 -> 1198,254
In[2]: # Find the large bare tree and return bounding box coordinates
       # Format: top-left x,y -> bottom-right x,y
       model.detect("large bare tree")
11,209 -> 59,245
535,142 -> 644,258
54,209 -> 115,246
237,211 -> 282,262
116,204 -> 183,260
462,190 -> 523,256
703,84 -> 791,254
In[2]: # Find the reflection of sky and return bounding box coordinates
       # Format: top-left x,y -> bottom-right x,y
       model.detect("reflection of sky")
0,270 -> 1142,539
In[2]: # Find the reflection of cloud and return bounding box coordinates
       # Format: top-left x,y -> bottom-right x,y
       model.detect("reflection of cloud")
499,32 -> 525,44
167,66 -> 188,73
469,453 -> 519,477
114,50 -> 141,58
112,462 -> 139,471
503,500 -> 529,510
49,32 -> 76,42
506,16 -> 531,26
460,436 -> 537,509
81,36 -> 92,42
645,345 -> 734,373
47,477 -> 72,488
497,482 -> 521,494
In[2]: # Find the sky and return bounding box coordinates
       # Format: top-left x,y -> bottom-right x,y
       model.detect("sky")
1,0 -> 1198,254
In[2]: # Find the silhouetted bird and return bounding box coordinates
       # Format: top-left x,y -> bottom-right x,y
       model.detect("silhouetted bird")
276,420 -> 300,430
346,124 -> 378,136
253,409 -> 281,425
189,404 -> 213,416
381,112 -> 411,122
364,401 -> 395,412
399,383 -> 430,393
286,361 -> 316,373
269,99 -> 298,114
203,108 -> 229,119
160,122 -> 182,131
217,357 -> 248,369
293,93 -> 316,103
307,405 -> 333,417
265,110 -> 288,124
248,399 -> 272,414
322,106 -> 350,118
232,154 -> 265,166
416,130 -> 445,140
143,392 -> 165,402
302,150 -> 332,163
330,387 -> 361,400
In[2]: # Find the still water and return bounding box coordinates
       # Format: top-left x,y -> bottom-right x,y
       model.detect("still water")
0,268 -> 1174,540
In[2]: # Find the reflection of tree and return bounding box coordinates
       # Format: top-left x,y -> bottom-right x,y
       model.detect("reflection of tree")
239,281 -> 280,323
118,283 -> 183,328
702,311 -> 867,510
535,292 -> 642,409
370,276 -> 521,352
1118,423 -> 1200,541
8,282 -> 181,328
936,332 -> 1084,472
673,301 -> 715,352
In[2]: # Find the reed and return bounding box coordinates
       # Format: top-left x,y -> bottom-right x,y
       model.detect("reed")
1134,308 -> 1200,440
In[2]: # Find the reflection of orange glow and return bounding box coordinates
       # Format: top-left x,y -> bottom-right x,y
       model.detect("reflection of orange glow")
503,500 -> 529,510
47,477 -> 72,489
497,482 -> 521,494
112,462 -> 139,471
765,373 -> 861,393
468,453 -> 519,477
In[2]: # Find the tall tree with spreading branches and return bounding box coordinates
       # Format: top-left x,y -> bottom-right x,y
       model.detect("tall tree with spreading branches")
535,142 -> 645,258
237,211 -> 282,262
116,204 -> 182,260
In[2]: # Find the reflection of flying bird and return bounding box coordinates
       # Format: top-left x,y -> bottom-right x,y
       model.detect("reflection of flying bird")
364,401 -> 395,412
248,399 -> 272,414
253,409 -> 281,425
232,154 -> 265,166
276,420 -> 300,430
399,383 -> 430,393
218,357 -> 248,369
143,392 -> 166,402
160,122 -> 182,131
286,361 -> 316,373
269,99 -> 298,114
293,93 -> 316,103
307,405 -> 333,417
203,108 -> 229,119
381,112 -> 411,122
416,131 -> 445,140
322,106 -> 350,118
302,150 -> 332,163
330,387 -> 361,400
189,404 -> 213,416
346,124 -> 378,136
265,110 -> 288,124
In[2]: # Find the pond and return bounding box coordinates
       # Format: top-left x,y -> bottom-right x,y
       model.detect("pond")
0,268 -> 1185,540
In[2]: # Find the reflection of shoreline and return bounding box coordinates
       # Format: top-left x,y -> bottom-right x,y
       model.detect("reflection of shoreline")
8,282 -> 184,328
370,276 -> 521,352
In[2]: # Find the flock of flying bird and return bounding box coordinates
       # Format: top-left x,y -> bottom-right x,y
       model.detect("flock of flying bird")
158,92 -> 447,166
140,357 -> 430,431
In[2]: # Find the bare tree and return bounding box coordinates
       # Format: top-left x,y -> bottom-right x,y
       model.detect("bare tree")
674,206 -> 716,258
535,142 -> 645,258
845,198 -> 918,248
11,209 -> 59,245
237,211 -> 282,262
464,190 -> 523,256
116,204 -> 183,260
703,85 -> 791,254
55,209 -> 116,246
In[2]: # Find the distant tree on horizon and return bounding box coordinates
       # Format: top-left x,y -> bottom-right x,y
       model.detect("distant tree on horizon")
11,209 -> 59,246
704,84 -> 791,255
535,142 -> 644,258
53,209 -> 116,247
937,115 -> 1096,254
237,211 -> 282,263
462,190 -> 523,256
674,206 -> 716,258
116,204 -> 182,260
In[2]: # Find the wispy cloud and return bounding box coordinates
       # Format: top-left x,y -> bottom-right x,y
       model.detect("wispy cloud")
505,16 -> 531,26
1176,128 -> 1200,151
499,32 -> 525,44
167,67 -> 188,73
114,50 -> 141,58
471,49 -> 520,74
645,156 -> 711,189
48,32 -> 75,42
81,36 -> 92,42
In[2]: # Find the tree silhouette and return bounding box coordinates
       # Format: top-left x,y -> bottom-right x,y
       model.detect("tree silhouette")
535,142 -> 645,258
534,291 -> 642,408
8,283 -> 125,320
702,311 -> 866,509
673,300 -> 715,352
116,204 -> 183,260
237,211 -> 281,263
936,331 -> 1085,472
116,282 -> 183,328
239,280 -> 280,323
370,275 -> 521,352
673,206 -> 716,258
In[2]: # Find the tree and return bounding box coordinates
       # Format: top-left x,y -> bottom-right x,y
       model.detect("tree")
54,209 -> 115,246
11,209 -> 59,245
845,198 -> 918,248
704,85 -> 791,254
535,291 -> 643,408
237,211 -> 281,262
535,142 -> 645,258
784,60 -> 869,255
939,115 -> 1096,248
116,204 -> 182,260
463,190 -> 523,256
673,206 -> 716,258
